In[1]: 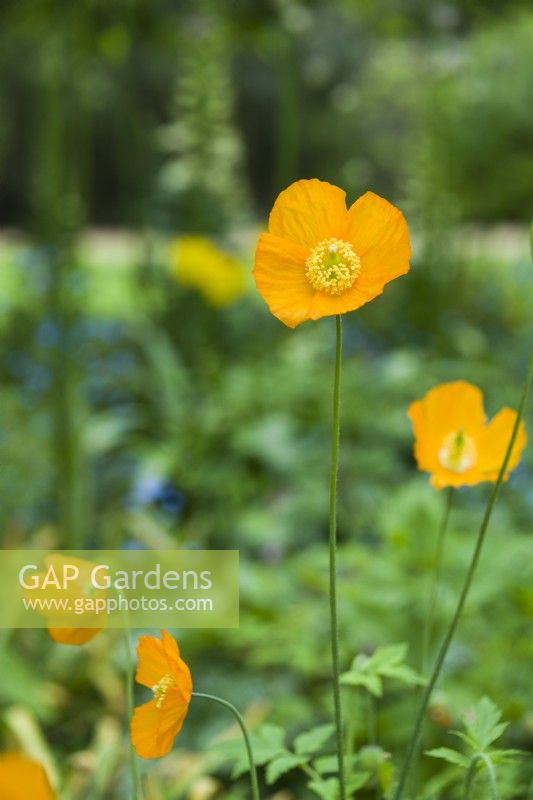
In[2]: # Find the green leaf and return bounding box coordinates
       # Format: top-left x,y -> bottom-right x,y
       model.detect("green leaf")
378,663 -> 426,687
340,671 -> 383,697
294,723 -> 335,755
266,753 -> 307,785
463,697 -> 508,750
313,755 -> 358,776
426,747 -> 470,768
490,748 -> 528,763
343,644 -> 422,696
348,772 -> 372,792
308,778 -> 339,800
0,649 -> 51,715
368,643 -> 407,670
229,724 -> 287,778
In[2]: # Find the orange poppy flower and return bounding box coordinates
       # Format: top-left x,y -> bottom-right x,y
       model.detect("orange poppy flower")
48,627 -> 101,645
408,381 -> 527,489
131,630 -> 192,759
0,753 -> 55,799
24,555 -> 104,646
253,178 -> 410,327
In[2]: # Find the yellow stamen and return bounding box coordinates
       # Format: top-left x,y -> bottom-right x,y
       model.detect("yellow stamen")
305,238 -> 361,295
438,430 -> 477,473
152,673 -> 177,709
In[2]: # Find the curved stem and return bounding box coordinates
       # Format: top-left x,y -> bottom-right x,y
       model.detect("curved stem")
193,692 -> 260,800
421,487 -> 454,673
393,340 -> 533,800
329,315 -> 347,800
124,629 -> 143,800
464,753 -> 500,800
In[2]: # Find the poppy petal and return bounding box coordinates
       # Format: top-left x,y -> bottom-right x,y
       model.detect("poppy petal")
135,634 -> 175,689
269,179 -> 348,249
411,381 -> 486,444
306,282 -> 381,320
48,627 -> 102,645
429,466 -> 486,490
253,232 -> 314,327
161,630 -> 193,698
477,408 -> 527,477
0,754 -> 56,799
346,192 -> 410,291
131,696 -> 189,759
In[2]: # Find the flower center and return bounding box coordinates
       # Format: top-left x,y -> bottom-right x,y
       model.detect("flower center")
305,238 -> 361,295
438,430 -> 477,473
152,673 -> 177,709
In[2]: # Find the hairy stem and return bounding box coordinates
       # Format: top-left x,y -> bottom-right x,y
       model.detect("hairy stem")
464,753 -> 500,800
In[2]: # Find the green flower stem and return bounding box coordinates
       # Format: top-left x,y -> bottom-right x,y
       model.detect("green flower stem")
329,315 -> 347,800
464,753 -> 500,800
421,486 -> 454,673
192,692 -> 260,800
123,629 -> 143,800
393,340 -> 533,800
365,690 -> 377,745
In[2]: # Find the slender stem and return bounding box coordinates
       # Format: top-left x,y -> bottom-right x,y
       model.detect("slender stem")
365,690 -> 376,745
329,315 -> 347,800
421,487 -> 454,673
124,629 -> 143,800
464,753 -> 500,800
193,692 -> 260,800
412,488 -> 454,794
393,340 -> 533,800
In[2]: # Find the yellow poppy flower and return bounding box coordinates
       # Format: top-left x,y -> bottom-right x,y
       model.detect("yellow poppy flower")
47,627 -> 101,645
23,554 -> 103,646
170,236 -> 246,307
131,630 -> 192,759
408,381 -> 527,489
253,178 -> 410,327
0,754 -> 55,799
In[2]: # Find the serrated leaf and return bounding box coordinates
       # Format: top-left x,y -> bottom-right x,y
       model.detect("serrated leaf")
490,748 -> 528,763
426,747 -> 470,768
294,724 -> 335,755
313,755 -> 358,776
229,724 -> 287,778
464,697 -> 508,750
309,778 -> 339,800
452,730 -> 478,751
340,671 -> 383,697
348,772 -> 371,791
369,643 -> 408,670
344,644 -> 422,696
253,724 -> 287,757
266,753 -> 307,784
378,663 -> 426,687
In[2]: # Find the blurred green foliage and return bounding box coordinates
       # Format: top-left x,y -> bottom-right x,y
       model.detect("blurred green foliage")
0,0 -> 532,798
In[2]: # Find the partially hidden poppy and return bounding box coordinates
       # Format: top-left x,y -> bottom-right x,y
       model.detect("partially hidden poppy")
408,381 -> 527,489
0,753 -> 55,799
48,627 -> 101,645
24,554 -> 103,646
131,630 -> 192,759
253,178 -> 410,327
170,236 -> 246,307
